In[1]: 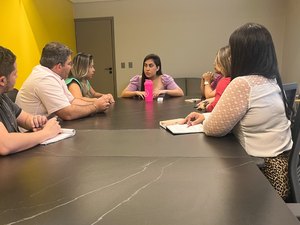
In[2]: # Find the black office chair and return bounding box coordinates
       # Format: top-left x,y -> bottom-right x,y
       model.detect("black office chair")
288,103 -> 300,203
286,103 -> 300,219
174,78 -> 187,96
283,82 -> 298,118
284,82 -> 299,202
186,78 -> 201,97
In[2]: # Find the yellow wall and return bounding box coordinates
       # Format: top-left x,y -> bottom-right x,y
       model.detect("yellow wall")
0,0 -> 76,89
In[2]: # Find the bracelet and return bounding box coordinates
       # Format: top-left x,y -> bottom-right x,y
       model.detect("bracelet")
92,103 -> 98,113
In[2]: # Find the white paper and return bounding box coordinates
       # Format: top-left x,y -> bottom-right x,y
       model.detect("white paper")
159,118 -> 185,129
41,128 -> 76,145
166,123 -> 203,134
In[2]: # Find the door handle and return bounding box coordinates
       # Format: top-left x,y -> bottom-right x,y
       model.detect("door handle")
104,67 -> 113,74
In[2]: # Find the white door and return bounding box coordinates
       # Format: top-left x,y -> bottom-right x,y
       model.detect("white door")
75,17 -> 116,97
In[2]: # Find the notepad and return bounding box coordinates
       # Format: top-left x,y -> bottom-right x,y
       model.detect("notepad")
159,118 -> 203,134
41,128 -> 76,145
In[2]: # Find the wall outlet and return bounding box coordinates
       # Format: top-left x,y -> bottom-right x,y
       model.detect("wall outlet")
121,62 -> 125,69
128,62 -> 133,68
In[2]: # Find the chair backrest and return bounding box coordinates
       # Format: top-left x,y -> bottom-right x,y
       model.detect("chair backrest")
173,77 -> 201,97
174,78 -> 187,96
283,82 -> 298,111
186,78 -> 201,97
288,103 -> 300,203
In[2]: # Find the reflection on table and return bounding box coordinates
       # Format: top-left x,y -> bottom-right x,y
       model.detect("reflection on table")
62,97 -> 196,130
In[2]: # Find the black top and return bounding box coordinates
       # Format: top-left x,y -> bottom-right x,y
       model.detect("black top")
0,93 -> 22,132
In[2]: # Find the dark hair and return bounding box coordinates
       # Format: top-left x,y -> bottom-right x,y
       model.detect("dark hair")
0,46 -> 16,77
40,42 -> 72,69
229,23 -> 279,79
229,22 -> 291,119
140,54 -> 163,91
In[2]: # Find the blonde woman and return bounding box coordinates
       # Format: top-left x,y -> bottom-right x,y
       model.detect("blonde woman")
197,46 -> 231,111
66,53 -> 114,103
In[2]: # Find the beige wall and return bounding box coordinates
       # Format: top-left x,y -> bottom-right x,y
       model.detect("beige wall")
282,0 -> 300,85
73,0 -> 287,96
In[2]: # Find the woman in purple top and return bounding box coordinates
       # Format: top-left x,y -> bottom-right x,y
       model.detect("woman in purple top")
121,54 -> 184,99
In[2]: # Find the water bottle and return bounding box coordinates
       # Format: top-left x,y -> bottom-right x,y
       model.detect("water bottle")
144,79 -> 153,102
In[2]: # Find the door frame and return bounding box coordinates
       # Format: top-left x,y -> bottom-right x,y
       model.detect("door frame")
74,17 -> 117,98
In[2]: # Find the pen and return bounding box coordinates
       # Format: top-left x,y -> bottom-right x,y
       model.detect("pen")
47,114 -> 57,120
187,121 -> 192,127
47,115 -> 62,123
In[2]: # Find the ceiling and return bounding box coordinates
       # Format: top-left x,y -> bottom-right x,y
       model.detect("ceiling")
69,0 -> 119,3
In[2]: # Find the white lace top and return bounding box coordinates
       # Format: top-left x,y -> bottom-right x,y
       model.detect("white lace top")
203,75 -> 293,157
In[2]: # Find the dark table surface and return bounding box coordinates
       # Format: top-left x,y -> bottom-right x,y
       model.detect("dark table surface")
0,97 -> 299,225
61,97 -> 198,130
0,156 -> 298,225
31,129 -> 248,158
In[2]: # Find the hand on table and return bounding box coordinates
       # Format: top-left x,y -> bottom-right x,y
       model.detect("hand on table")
135,91 -> 146,99
183,112 -> 205,127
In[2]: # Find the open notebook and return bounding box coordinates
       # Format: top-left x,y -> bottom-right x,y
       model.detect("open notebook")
159,118 -> 203,134
41,128 -> 76,145
159,113 -> 211,135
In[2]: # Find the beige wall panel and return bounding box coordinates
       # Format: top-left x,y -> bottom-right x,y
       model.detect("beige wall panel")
282,0 -> 300,86
73,0 -> 286,96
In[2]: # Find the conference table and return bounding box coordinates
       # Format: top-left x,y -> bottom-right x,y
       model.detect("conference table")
0,97 -> 299,225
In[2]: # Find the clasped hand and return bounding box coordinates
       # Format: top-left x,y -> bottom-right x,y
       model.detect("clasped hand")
202,71 -> 214,81
95,95 -> 112,112
135,89 -> 166,99
31,115 -> 48,131
31,115 -> 61,135
102,94 -> 115,103
196,100 -> 209,110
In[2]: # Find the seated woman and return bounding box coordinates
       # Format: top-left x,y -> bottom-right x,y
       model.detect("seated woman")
200,72 -> 222,99
65,53 -> 114,103
183,23 -> 293,201
198,46 -> 231,112
121,54 -> 184,99
199,48 -> 224,101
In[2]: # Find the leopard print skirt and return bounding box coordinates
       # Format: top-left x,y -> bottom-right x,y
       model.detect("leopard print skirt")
260,151 -> 290,201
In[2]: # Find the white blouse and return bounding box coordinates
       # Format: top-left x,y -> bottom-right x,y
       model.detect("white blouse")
203,75 -> 293,157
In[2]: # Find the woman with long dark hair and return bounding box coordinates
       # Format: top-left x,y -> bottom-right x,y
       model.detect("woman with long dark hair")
121,54 -> 183,99
184,23 -> 293,200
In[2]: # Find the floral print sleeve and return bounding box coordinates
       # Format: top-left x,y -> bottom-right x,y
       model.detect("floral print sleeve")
203,77 -> 250,136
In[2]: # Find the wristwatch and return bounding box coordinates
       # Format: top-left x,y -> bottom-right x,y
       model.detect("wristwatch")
204,81 -> 210,86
